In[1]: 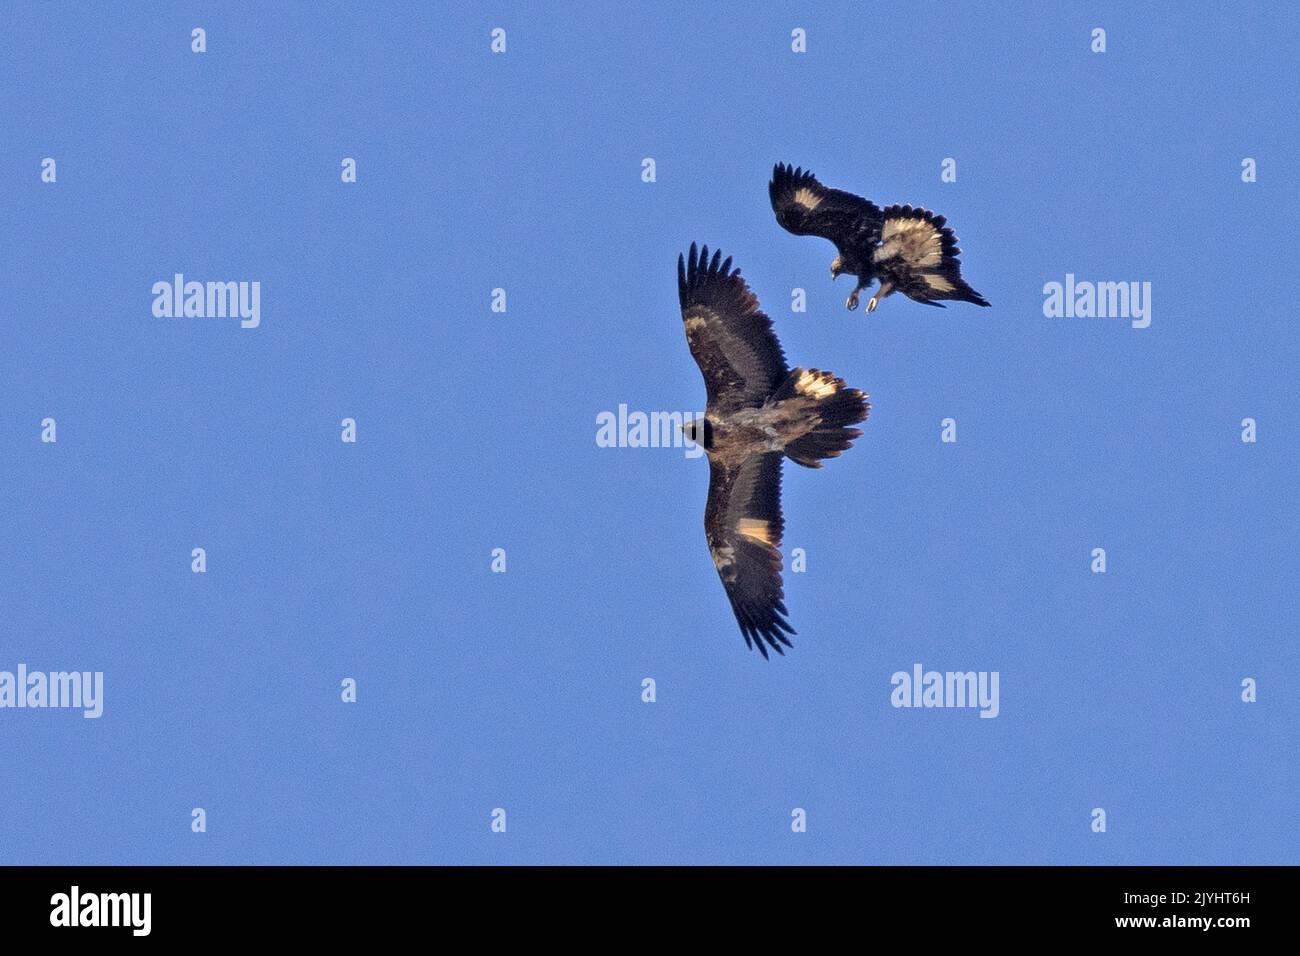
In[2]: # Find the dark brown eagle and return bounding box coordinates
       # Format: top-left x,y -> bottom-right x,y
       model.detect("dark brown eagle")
769,162 -> 990,313
678,243 -> 869,657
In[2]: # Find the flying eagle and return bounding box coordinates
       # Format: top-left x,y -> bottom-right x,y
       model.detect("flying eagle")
769,162 -> 990,313
677,243 -> 869,657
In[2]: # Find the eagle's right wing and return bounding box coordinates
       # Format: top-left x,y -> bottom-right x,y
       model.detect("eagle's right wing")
769,163 -> 882,249
704,452 -> 793,658
678,243 -> 789,409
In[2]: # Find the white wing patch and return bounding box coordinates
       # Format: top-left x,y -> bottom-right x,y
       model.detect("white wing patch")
792,187 -> 823,211
875,216 -> 944,268
735,517 -> 775,547
711,543 -> 733,563
795,369 -> 839,399
682,305 -> 713,333
921,273 -> 955,293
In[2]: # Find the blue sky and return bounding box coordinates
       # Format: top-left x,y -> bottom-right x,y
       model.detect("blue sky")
0,1 -> 1296,864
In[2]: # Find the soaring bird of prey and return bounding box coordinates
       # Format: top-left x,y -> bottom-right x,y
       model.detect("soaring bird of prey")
769,162 -> 990,313
677,243 -> 869,657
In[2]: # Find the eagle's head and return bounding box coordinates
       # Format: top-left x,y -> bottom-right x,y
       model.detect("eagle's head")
830,255 -> 844,279
680,416 -> 713,450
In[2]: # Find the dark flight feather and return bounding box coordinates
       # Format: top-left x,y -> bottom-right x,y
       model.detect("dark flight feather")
678,242 -> 788,410
704,452 -> 792,657
769,162 -> 882,252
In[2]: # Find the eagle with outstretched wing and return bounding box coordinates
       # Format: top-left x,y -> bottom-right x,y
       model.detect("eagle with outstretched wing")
770,162 -> 990,313
678,243 -> 869,657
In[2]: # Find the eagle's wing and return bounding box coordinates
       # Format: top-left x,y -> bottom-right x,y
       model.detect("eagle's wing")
769,163 -> 882,249
705,452 -> 793,657
872,204 -> 991,308
678,243 -> 788,409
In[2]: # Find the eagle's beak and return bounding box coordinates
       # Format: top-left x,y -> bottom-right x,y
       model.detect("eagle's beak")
830,256 -> 843,280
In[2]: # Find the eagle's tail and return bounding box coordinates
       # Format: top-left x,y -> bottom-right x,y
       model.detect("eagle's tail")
773,368 -> 870,469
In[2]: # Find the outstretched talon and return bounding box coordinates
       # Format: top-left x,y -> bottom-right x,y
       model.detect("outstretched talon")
866,296 -> 880,313
845,291 -> 860,311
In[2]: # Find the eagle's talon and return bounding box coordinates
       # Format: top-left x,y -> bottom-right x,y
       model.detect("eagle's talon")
866,297 -> 879,313
845,292 -> 859,311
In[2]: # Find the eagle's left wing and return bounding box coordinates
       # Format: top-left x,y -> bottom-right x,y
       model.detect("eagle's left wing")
704,452 -> 793,658
769,163 -> 882,251
678,243 -> 789,409
872,204 -> 990,307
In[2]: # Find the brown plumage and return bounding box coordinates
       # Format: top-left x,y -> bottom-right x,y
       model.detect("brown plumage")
678,243 -> 869,657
